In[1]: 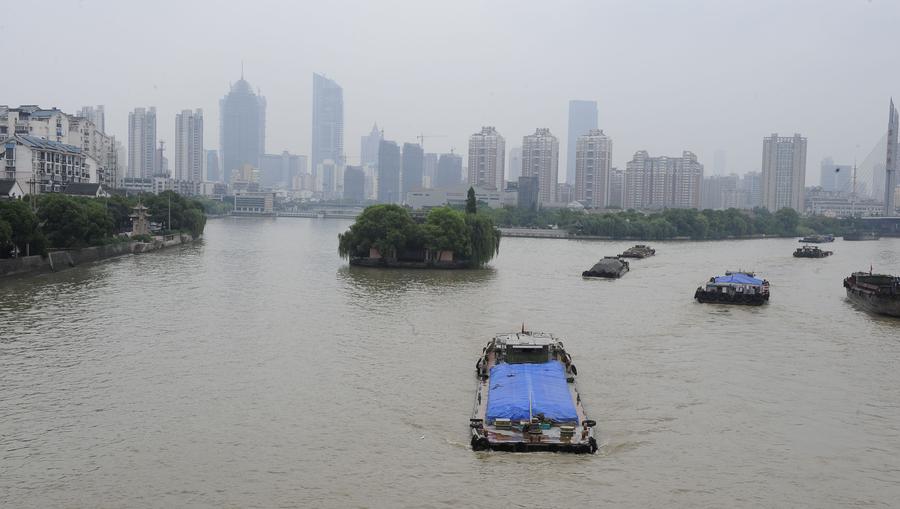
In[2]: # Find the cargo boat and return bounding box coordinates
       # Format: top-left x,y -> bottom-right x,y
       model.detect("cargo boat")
620,244 -> 656,258
799,234 -> 834,243
843,272 -> 900,317
694,272 -> 770,305
793,245 -> 833,258
582,256 -> 629,278
843,231 -> 880,241
471,331 -> 598,453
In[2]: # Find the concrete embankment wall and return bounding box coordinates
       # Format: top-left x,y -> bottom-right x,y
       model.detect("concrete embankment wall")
0,234 -> 198,279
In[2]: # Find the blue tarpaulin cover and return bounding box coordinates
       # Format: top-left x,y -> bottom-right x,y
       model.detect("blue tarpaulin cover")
714,273 -> 763,285
485,361 -> 579,423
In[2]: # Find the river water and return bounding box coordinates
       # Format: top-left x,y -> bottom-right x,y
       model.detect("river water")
2,218 -> 899,508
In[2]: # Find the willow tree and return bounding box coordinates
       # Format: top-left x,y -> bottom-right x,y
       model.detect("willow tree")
465,213 -> 501,267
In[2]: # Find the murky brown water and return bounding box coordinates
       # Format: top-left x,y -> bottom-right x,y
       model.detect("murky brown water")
2,217 -> 899,508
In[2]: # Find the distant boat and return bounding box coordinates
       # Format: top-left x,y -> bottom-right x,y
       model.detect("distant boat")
619,244 -> 656,258
582,256 -> 629,278
843,272 -> 900,317
793,246 -> 833,258
694,272 -> 770,305
843,231 -> 880,241
799,234 -> 834,243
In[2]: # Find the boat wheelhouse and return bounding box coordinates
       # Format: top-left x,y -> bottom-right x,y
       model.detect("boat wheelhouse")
470,331 -> 597,453
694,272 -> 770,305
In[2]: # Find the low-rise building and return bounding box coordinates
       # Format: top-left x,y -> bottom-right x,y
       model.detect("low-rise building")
62,183 -> 110,198
3,135 -> 97,193
406,186 -> 502,209
233,191 -> 275,215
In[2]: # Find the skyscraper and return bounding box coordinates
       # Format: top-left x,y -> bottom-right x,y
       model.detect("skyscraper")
624,151 -> 703,209
761,133 -> 807,211
423,153 -> 438,188
885,99 -> 898,215
78,105 -> 105,134
360,123 -> 382,168
401,142 -> 424,201
467,126 -> 505,190
174,109 -> 203,182
566,100 -> 598,185
575,129 -> 612,208
377,140 -> 401,203
206,150 -> 220,183
343,165 -> 365,203
522,128 -> 559,204
312,73 -> 344,171
128,107 -> 156,178
435,153 -> 463,189
219,74 -> 266,179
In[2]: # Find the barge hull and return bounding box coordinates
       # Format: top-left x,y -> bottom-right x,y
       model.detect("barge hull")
845,290 -> 900,317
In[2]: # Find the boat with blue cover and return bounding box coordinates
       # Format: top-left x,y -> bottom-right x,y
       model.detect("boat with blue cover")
694,272 -> 770,305
470,330 -> 597,453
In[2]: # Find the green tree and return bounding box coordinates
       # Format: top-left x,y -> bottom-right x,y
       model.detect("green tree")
466,213 -> 501,267
0,200 -> 47,257
466,187 -> 477,215
338,204 -> 419,260
423,207 -> 470,256
774,207 -> 800,236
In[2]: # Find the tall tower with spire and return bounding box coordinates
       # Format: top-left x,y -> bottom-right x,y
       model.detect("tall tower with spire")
219,71 -> 266,180
885,98 -> 898,216
360,123 -> 382,168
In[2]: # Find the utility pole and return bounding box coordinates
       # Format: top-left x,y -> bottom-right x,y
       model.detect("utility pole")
168,193 -> 172,232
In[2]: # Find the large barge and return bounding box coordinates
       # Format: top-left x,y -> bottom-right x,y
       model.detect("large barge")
843,272 -> 900,317
470,331 -> 598,453
694,272 -> 770,305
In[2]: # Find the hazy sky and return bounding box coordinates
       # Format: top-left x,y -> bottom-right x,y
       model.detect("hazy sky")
5,0 -> 899,184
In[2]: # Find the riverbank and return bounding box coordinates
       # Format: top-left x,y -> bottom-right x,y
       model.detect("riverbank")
499,227 -> 789,241
0,233 -> 199,279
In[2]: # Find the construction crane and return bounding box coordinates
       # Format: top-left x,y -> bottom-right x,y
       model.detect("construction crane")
416,133 -> 447,152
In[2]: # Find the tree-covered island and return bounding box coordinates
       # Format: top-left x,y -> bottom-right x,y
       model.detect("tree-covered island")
338,199 -> 501,269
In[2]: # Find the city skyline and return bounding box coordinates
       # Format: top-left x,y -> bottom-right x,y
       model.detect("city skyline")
5,1 -> 899,184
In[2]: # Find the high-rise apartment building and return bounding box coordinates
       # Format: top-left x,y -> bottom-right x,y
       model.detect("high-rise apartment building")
624,150 -> 703,209
761,133 -> 807,211
423,153 -> 438,188
174,109 -> 203,182
467,126 -> 505,191
608,168 -> 625,208
401,142 -> 424,201
522,128 -> 559,204
219,75 -> 266,179
78,105 -> 105,134
885,99 -> 898,215
574,128 -> 612,208
377,140 -> 401,203
312,73 -> 344,171
566,100 -> 598,185
435,153 -> 463,189
128,107 -> 157,178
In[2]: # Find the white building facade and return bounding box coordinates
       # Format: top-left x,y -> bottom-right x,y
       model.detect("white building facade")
761,133 -> 807,212
129,107 -> 157,179
574,128 -> 612,208
174,109 -> 204,182
467,126 -> 505,191
522,128 -> 559,205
